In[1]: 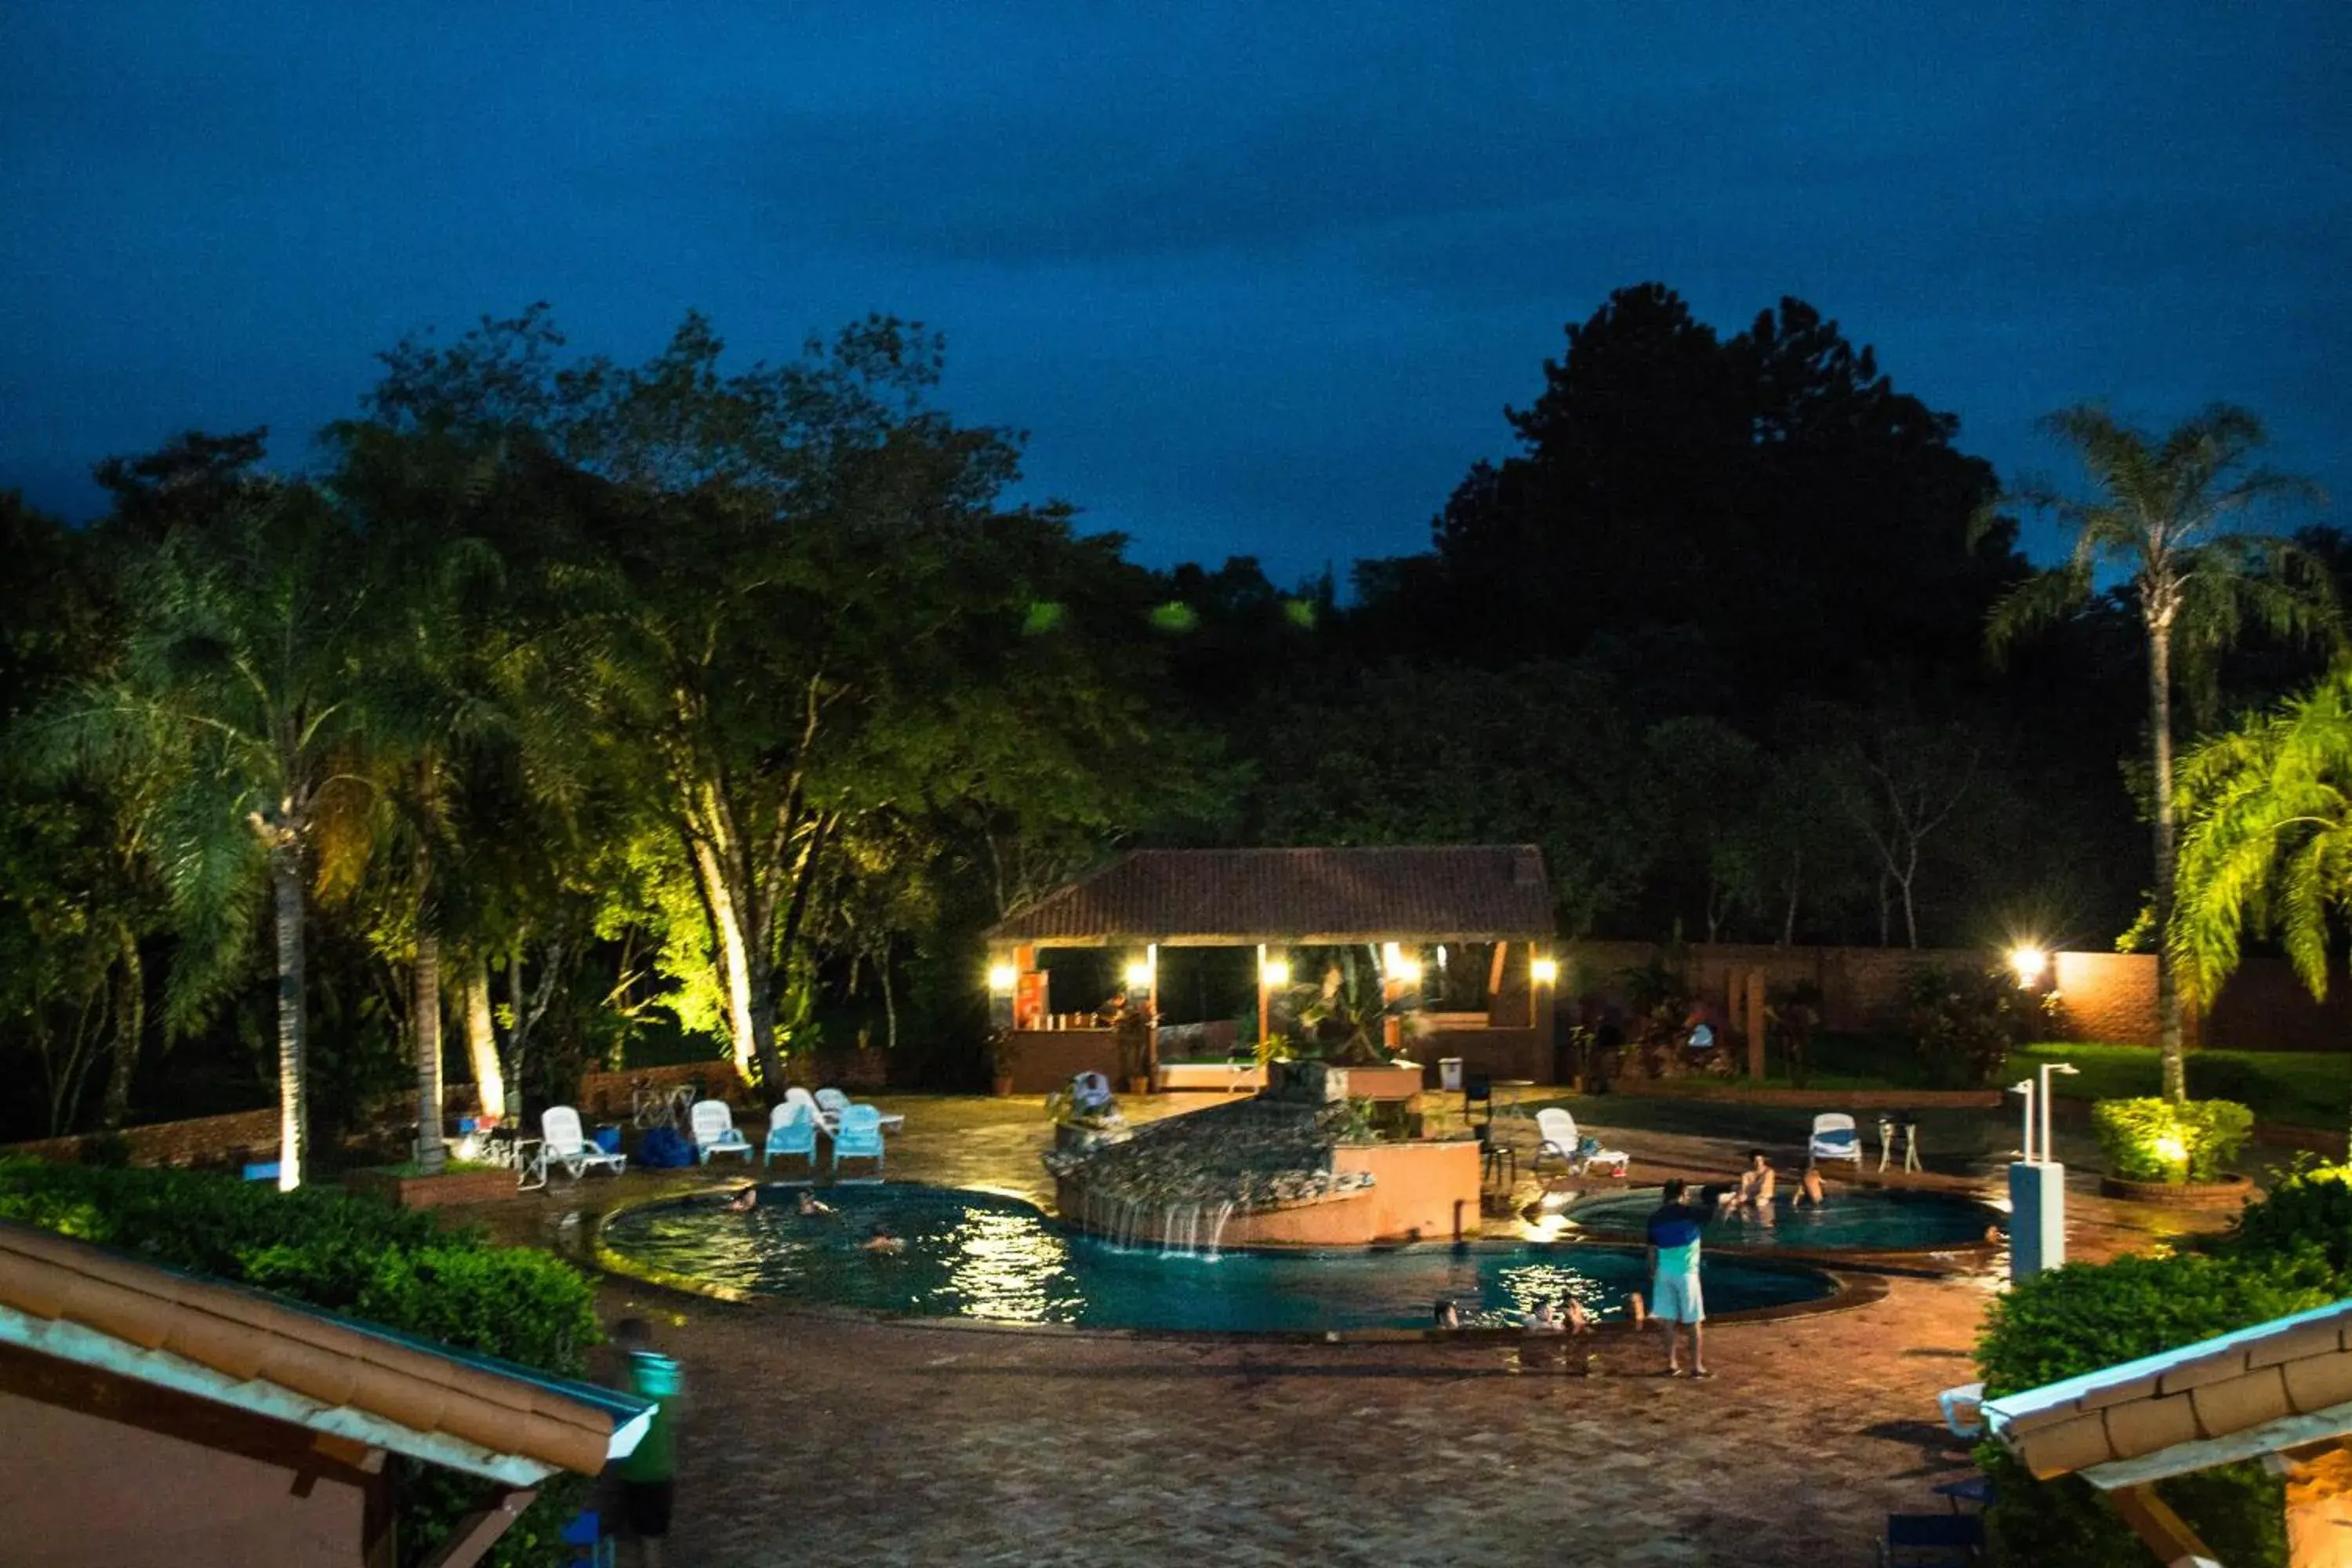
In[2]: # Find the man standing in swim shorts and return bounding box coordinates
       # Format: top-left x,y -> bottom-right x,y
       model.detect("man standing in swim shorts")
1644,1178 -> 1710,1377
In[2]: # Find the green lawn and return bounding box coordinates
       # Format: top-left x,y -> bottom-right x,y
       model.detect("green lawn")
2009,1043 -> 2349,1132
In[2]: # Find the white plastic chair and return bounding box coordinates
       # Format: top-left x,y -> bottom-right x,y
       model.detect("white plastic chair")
764,1101 -> 818,1169
538,1105 -> 626,1181
1534,1107 -> 1628,1176
1809,1112 -> 1864,1164
813,1087 -> 852,1134
690,1099 -> 754,1164
832,1103 -> 886,1172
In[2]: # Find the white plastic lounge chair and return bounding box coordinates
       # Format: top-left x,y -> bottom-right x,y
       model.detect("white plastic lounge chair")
832,1103 -> 886,1172
690,1099 -> 754,1164
1809,1112 -> 1864,1164
538,1105 -> 626,1181
764,1100 -> 818,1169
1939,1381 -> 1986,1440
1534,1107 -> 1628,1177
814,1087 -> 852,1134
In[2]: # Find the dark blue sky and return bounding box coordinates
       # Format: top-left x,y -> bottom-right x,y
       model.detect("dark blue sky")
5,4 -> 2347,583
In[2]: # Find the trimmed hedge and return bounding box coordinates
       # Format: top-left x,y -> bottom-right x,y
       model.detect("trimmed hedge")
0,1158 -> 600,1568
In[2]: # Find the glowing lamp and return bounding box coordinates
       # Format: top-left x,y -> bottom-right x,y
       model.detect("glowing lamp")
986,963 -> 1018,993
1260,958 -> 1290,988
1530,957 -> 1559,985
2153,1134 -> 2189,1166
1123,959 -> 1153,990
2008,946 -> 2049,987
1391,958 -> 1424,986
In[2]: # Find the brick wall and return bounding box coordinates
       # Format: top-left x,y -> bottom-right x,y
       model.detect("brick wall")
1565,941 -> 2352,1052
1003,1030 -> 1123,1094
6,1108 -> 281,1170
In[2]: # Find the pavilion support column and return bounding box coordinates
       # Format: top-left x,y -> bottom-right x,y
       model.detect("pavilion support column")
1257,943 -> 1269,1048
2107,1485 -> 2222,1568
986,946 -> 1015,1032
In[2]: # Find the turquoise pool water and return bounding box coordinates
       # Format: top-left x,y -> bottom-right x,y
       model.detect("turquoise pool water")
1564,1187 -> 2004,1252
598,1183 -> 1837,1331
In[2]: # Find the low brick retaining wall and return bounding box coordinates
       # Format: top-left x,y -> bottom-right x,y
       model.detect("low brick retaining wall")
1609,1083 -> 2005,1110
6,1107 -> 280,1169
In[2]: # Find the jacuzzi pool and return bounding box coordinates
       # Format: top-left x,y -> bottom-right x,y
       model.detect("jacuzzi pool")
1563,1187 -> 2004,1254
597,1182 -> 1841,1331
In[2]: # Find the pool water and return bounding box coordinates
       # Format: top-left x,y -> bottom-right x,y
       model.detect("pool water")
1564,1187 -> 2004,1252
598,1183 -> 1837,1332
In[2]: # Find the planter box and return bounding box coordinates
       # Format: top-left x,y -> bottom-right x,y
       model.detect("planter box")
343,1165 -> 519,1209
2097,1171 -> 2254,1209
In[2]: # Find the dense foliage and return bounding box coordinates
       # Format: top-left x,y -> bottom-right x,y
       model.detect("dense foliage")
2089,1096 -> 2256,1183
1900,963 -> 2049,1087
0,1157 -> 600,1566
1,285 -> 2338,1159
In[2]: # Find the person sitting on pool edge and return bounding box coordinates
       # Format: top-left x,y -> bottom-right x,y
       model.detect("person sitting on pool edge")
1734,1149 -> 1777,1210
1644,1178 -> 1710,1377
1794,1159 -> 1827,1207
859,1220 -> 906,1254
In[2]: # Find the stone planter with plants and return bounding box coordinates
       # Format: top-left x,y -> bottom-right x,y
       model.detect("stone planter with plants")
343,1159 -> 517,1209
2089,1096 -> 2256,1205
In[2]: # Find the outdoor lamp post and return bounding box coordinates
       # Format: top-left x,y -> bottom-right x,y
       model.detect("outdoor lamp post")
2009,1069 -> 2070,1282
2039,1061 -> 2079,1166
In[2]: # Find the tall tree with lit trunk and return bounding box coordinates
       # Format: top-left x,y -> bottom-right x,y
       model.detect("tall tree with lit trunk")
56,485 -> 372,1187
1979,405 -> 2331,1102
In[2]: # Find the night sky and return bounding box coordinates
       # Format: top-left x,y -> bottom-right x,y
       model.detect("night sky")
5,4 -> 2347,583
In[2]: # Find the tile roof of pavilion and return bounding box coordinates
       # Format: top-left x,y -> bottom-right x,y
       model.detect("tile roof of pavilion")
0,1218 -> 649,1483
1984,1298 -> 2352,1490
984,845 -> 1555,948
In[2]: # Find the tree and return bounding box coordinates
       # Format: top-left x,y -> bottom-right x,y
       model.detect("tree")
1982,405 -> 2332,1100
2173,670 -> 2352,1134
1428,285 -> 2010,706
55,484 -> 373,1187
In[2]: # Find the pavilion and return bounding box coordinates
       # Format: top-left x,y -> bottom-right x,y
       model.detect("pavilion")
982,844 -> 1559,1094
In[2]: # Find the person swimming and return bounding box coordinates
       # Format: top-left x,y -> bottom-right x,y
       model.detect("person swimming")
858,1221 -> 906,1254
797,1189 -> 836,1218
721,1185 -> 759,1212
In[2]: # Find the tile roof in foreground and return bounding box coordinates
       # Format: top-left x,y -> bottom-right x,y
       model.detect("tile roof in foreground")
1985,1297 -> 2352,1490
985,845 -> 1555,947
0,1218 -> 649,1484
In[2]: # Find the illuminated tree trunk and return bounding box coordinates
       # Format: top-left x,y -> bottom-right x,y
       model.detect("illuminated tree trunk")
412,927 -> 445,1171
270,844 -> 308,1191
100,927 -> 143,1131
2148,610 -> 2186,1103
460,954 -> 506,1120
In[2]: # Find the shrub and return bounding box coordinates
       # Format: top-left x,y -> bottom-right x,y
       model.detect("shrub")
0,1158 -> 600,1566
1977,1247 -> 2335,1565
1902,963 -> 2048,1087
2090,1097 -> 2254,1183
2230,1159 -> 2352,1276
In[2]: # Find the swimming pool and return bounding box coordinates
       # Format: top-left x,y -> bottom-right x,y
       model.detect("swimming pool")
1563,1187 -> 2004,1254
597,1183 -> 1839,1332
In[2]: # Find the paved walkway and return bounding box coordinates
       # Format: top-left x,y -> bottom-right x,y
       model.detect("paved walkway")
453,1089 -> 2236,1565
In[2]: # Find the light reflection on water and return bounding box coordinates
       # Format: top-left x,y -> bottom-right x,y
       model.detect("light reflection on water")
601,1183 -> 1835,1332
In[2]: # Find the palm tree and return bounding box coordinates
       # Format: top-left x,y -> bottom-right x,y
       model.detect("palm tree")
1980,405 -> 2330,1101
2172,673 -> 2352,1124
61,486 -> 373,1189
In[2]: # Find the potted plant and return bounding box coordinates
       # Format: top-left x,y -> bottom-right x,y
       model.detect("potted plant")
1113,1001 -> 1156,1097
2090,1097 -> 2256,1206
987,1025 -> 1019,1097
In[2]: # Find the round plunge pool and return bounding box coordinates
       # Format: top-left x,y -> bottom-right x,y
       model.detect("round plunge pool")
1563,1187 -> 2005,1254
596,1182 -> 1840,1333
